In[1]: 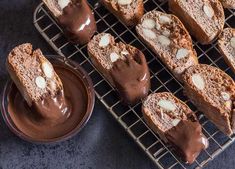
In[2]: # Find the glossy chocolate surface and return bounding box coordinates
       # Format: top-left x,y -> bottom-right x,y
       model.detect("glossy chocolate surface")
110,51 -> 150,105
58,0 -> 97,44
166,117 -> 208,164
5,59 -> 94,142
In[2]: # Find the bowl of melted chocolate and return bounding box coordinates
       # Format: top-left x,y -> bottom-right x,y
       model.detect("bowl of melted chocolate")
1,55 -> 95,143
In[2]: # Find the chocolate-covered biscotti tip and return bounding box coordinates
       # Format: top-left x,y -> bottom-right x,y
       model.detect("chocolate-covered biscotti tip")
43,0 -> 97,44
87,33 -> 150,105
142,92 -> 208,164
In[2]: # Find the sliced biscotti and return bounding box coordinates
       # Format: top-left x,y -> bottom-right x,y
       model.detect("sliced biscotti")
87,33 -> 150,104
100,0 -> 144,26
169,0 -> 225,44
142,92 -> 208,164
182,64 -> 235,136
219,0 -> 235,9
218,28 -> 235,73
136,11 -> 198,81
6,43 -> 63,106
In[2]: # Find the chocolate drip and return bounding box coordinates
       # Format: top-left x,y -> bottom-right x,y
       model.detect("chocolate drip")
58,0 -> 96,44
110,51 -> 150,105
165,116 -> 208,164
32,90 -> 71,125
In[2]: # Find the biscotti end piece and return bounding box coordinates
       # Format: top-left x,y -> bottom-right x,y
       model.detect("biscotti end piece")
136,10 -> 198,81
169,0 -> 225,44
87,33 -> 150,105
218,28 -> 235,73
7,43 -> 63,106
43,0 -> 66,17
219,0 -> 235,9
100,0 -> 144,26
182,64 -> 235,135
142,92 -> 208,164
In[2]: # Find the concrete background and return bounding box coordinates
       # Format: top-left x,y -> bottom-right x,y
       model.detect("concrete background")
0,0 -> 234,168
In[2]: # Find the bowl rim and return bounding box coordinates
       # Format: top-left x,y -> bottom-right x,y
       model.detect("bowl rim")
0,55 -> 95,144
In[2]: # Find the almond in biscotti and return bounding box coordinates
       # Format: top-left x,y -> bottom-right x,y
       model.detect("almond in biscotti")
136,10 -> 198,81
142,92 -> 208,164
182,64 -> 235,136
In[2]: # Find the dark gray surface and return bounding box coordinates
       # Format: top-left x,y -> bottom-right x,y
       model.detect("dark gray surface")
0,0 -> 234,168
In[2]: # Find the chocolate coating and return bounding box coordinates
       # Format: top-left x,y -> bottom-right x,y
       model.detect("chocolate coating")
166,117 -> 208,164
58,0 -> 97,44
32,90 -> 71,125
6,61 -> 94,142
110,51 -> 150,105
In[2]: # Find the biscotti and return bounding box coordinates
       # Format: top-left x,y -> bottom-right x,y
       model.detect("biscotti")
218,28 -> 235,73
169,0 -> 225,44
219,0 -> 235,9
7,43 -> 63,106
100,0 -> 144,26
136,11 -> 198,81
43,0 -> 96,44
87,33 -> 150,105
182,64 -> 235,135
142,92 -> 208,164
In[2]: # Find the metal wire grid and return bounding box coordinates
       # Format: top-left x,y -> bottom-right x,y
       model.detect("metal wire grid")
33,1 -> 235,168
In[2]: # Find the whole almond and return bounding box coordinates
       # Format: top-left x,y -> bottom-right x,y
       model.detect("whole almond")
142,19 -> 155,29
110,52 -> 120,62
58,0 -> 70,9
157,35 -> 171,46
142,28 -> 157,40
192,74 -> 205,90
176,48 -> 189,60
203,5 -> 214,18
230,37 -> 235,48
118,0 -> 132,5
35,76 -> 46,89
42,61 -> 53,78
99,34 -> 110,47
157,99 -> 176,112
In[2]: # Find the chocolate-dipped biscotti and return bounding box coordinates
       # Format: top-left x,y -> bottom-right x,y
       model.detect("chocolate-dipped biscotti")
218,28 -> 235,73
182,64 -> 235,136
43,0 -> 96,44
100,0 -> 144,26
6,43 -> 70,122
169,0 -> 225,44
136,11 -> 198,81
219,0 -> 235,9
142,92 -> 208,164
87,33 -> 150,105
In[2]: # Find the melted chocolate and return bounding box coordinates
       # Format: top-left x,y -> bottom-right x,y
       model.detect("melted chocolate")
110,51 -> 150,104
58,0 -> 97,44
7,63 -> 91,141
165,118 -> 208,164
32,90 -> 71,125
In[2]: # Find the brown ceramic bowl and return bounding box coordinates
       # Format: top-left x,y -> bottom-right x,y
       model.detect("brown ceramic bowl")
1,55 -> 95,143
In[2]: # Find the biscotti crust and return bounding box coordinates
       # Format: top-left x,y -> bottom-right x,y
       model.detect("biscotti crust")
218,28 -> 235,74
169,0 -> 225,44
182,64 -> 235,135
100,0 -> 144,26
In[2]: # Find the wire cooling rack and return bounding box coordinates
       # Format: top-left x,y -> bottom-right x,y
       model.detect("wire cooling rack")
33,1 -> 235,168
